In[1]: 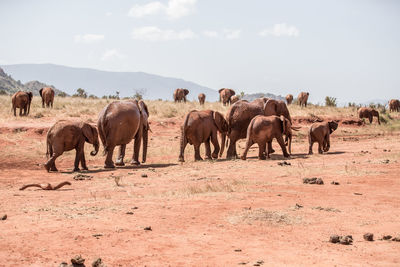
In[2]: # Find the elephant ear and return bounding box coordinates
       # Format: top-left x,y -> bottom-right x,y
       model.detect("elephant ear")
218,88 -> 224,93
184,89 -> 189,95
229,89 -> 236,96
27,92 -> 33,102
138,100 -> 149,128
213,111 -> 227,133
82,123 -> 96,144
39,88 -> 43,97
328,121 -> 338,133
263,99 -> 278,116
279,115 -> 286,134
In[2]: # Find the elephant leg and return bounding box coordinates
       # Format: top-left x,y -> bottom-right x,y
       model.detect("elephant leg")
13,107 -> 16,116
267,142 -> 275,154
369,115 -> 373,124
131,132 -> 141,165
115,145 -> 126,166
104,145 -> 116,168
194,143 -> 203,161
204,138 -> 212,160
210,132 -> 220,159
226,134 -> 237,159
323,134 -> 330,152
240,138 -> 253,160
308,141 -> 314,155
317,140 -> 324,154
44,145 -> 62,172
179,136 -> 187,162
19,108 -> 22,116
276,135 -> 289,158
258,142 -> 266,160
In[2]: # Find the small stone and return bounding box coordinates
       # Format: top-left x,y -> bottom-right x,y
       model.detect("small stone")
92,258 -> 106,267
144,226 -> 152,231
382,235 -> 392,240
1,214 -> 7,220
131,206 -> 138,210
331,181 -> 340,185
392,236 -> 400,242
363,233 -> 374,241
329,235 -> 340,243
303,177 -> 324,185
234,249 -> 242,252
294,203 -> 303,209
71,255 -> 85,265
59,262 -> 69,267
339,235 -> 353,245
141,173 -> 148,178
126,211 -> 134,215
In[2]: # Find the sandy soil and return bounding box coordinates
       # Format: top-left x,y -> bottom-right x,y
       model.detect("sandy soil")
0,116 -> 399,266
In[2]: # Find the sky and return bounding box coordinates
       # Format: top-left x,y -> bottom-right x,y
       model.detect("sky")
0,0 -> 399,103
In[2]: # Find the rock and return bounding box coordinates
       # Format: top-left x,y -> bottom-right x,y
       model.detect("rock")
381,159 -> 390,164
329,235 -> 340,243
141,173 -> 148,178
73,174 -> 93,180
363,233 -> 374,241
144,226 -> 152,231
126,211 -> 134,215
382,235 -> 392,240
339,235 -> 353,245
71,255 -> 85,266
59,262 -> 69,267
392,236 -> 400,242
294,203 -> 303,210
277,161 -> 291,166
303,177 -> 324,185
92,258 -> 106,267
234,249 -> 242,252
331,181 -> 340,185
1,214 -> 7,220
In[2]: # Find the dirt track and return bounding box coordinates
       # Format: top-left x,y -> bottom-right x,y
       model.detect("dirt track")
0,118 -> 399,266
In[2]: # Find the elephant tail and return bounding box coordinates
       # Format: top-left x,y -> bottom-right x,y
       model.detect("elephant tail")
98,105 -> 110,155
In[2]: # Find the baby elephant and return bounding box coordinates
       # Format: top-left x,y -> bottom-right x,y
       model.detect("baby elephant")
241,115 -> 292,160
308,121 -> 338,154
45,120 -> 100,172
179,110 -> 228,162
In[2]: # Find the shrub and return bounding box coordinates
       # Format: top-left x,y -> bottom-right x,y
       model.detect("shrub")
0,90 -> 8,95
325,96 -> 337,107
72,88 -> 87,98
58,92 -> 67,97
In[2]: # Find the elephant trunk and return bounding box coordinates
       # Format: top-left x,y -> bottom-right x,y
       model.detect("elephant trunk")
90,143 -> 99,156
219,132 -> 226,157
142,125 -> 148,163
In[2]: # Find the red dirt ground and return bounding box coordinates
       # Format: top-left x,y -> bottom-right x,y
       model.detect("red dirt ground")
0,117 -> 399,266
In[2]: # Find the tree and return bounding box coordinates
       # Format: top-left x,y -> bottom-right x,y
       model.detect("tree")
73,88 -> 87,98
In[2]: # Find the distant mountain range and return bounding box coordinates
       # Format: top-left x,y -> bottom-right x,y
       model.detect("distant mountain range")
0,67 -> 63,96
1,64 -> 220,101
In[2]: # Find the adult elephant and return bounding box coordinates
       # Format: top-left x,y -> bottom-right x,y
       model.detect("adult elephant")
173,88 -> 189,103
298,92 -> 309,107
219,88 -> 236,106
12,91 -> 33,116
286,94 -> 293,105
97,99 -> 149,168
225,98 -> 292,159
39,87 -> 55,108
358,107 -> 380,125
389,99 -> 400,112
230,95 -> 239,104
198,93 -> 206,105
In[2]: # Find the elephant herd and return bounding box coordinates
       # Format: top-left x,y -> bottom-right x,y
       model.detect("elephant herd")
179,97 -> 340,162
173,88 -> 240,106
11,87 -> 55,116
285,92 -> 309,106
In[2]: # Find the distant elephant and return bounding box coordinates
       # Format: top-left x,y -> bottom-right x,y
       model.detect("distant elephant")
389,99 -> 400,112
12,91 -> 33,116
198,93 -> 206,105
179,110 -> 228,162
218,88 -> 236,106
225,98 -> 292,159
297,92 -> 309,107
358,107 -> 380,125
230,95 -> 239,104
44,120 -> 99,172
97,99 -> 149,168
174,88 -> 189,103
241,115 -> 292,160
308,121 -> 338,154
39,87 -> 55,108
285,94 -> 293,105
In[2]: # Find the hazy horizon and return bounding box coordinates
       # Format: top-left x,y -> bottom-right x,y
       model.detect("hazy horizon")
1,0 -> 399,103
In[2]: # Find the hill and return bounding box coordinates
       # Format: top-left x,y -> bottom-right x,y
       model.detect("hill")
241,92 -> 285,102
1,64 -> 219,101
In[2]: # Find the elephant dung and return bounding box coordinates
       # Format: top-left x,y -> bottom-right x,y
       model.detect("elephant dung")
1,214 -> 7,220
363,233 -> 374,241
329,235 -> 353,245
303,177 -> 324,185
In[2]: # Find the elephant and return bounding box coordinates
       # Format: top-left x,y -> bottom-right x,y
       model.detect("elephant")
11,91 -> 33,116
230,95 -> 239,104
44,120 -> 99,172
389,99 -> 400,112
174,88 -> 189,103
218,88 -> 236,106
225,98 -> 292,159
308,121 -> 338,154
241,115 -> 292,160
179,110 -> 228,162
297,92 -> 309,107
97,99 -> 149,168
285,94 -> 293,105
39,87 -> 55,108
358,107 -> 380,125
198,93 -> 206,105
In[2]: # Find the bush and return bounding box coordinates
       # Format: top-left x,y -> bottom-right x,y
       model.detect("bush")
0,90 -> 8,95
325,96 -> 337,107
72,88 -> 87,98
58,92 -> 67,97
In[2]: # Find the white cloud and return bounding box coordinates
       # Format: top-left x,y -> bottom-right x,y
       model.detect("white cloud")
128,0 -> 196,19
128,2 -> 164,18
132,26 -> 196,41
259,23 -> 299,37
223,29 -> 241,40
203,30 -> 219,38
105,12 -> 112,17
74,34 -> 105,43
101,49 -> 124,61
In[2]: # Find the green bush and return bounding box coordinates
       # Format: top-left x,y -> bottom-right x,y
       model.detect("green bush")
325,96 -> 337,107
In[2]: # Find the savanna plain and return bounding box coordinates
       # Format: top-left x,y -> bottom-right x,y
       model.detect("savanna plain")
0,95 -> 400,266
